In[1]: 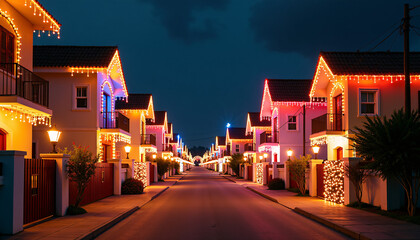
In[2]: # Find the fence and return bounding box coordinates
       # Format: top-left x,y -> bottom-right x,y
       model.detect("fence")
69,163 -> 114,206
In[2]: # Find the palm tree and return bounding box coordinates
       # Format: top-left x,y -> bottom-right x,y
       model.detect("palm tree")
350,109 -> 420,216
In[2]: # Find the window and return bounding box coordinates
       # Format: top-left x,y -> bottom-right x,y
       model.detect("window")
287,116 -> 297,130
235,144 -> 239,153
73,85 -> 90,110
359,89 -> 379,115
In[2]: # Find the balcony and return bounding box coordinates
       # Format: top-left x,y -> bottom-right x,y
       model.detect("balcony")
101,111 -> 130,132
244,143 -> 256,152
260,131 -> 278,144
0,63 -> 49,107
163,144 -> 173,152
311,113 -> 345,135
140,134 -> 156,146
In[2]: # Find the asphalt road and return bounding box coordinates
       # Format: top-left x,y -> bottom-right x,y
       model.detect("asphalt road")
97,167 -> 349,240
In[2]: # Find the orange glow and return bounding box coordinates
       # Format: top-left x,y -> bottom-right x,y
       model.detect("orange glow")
0,9 -> 22,63
26,0 -> 61,34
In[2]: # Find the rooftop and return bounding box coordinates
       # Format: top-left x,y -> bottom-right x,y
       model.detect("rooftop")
248,112 -> 271,127
115,94 -> 151,110
266,79 -> 312,102
228,128 -> 252,140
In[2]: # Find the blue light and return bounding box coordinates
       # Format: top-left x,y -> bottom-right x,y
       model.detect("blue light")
226,123 -> 231,128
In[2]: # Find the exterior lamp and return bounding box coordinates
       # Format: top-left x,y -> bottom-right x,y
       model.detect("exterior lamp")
152,154 -> 157,159
164,156 -> 168,160
124,145 -> 131,159
243,156 -> 247,162
287,148 -> 293,161
263,153 -> 268,159
259,155 -> 263,163
47,125 -> 61,153
312,145 -> 320,159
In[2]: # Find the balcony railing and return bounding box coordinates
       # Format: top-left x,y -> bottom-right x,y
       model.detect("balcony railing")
163,144 -> 173,152
244,143 -> 256,152
0,63 -> 49,107
140,134 -> 156,146
260,131 -> 278,144
101,111 -> 130,132
311,113 -> 345,134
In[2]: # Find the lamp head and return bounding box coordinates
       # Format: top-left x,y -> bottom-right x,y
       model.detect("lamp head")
124,145 -> 131,154
47,125 -> 61,143
263,153 -> 268,158
312,145 -> 320,154
287,148 -> 293,157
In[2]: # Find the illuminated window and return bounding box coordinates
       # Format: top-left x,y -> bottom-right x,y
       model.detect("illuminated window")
287,116 -> 297,131
73,85 -> 90,110
236,144 -> 239,152
359,89 -> 379,115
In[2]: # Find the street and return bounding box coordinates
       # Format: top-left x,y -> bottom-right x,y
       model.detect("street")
97,167 -> 349,240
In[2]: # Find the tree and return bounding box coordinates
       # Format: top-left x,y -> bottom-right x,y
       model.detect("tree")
228,154 -> 244,177
350,109 -> 420,216
288,155 -> 311,195
155,158 -> 170,181
66,145 -> 98,209
344,162 -> 370,206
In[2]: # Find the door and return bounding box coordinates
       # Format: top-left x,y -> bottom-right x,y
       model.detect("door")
0,129 -> 6,150
273,117 -> 278,143
333,94 -> 342,131
336,147 -> 343,160
102,93 -> 112,128
102,144 -> 110,163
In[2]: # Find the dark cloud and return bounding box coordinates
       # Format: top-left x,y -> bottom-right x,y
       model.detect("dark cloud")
249,0 -> 411,57
139,0 -> 229,44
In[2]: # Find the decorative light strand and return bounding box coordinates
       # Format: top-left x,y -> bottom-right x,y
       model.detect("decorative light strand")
0,9 -> 22,63
26,0 -> 61,35
323,159 -> 344,204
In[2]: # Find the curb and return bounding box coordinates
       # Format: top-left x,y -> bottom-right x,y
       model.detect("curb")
222,176 -> 236,183
79,177 -> 182,240
245,187 -> 280,205
293,207 -> 370,240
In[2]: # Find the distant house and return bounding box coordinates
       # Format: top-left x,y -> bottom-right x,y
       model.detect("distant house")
33,46 -> 129,161
115,94 -> 155,162
146,110 -> 168,159
0,1 -> 60,157
245,112 -> 271,163
260,79 -> 327,163
225,127 -> 252,156
309,52 -> 420,160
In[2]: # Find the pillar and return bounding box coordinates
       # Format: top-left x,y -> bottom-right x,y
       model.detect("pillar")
343,157 -> 362,205
272,162 -> 280,179
0,151 -> 25,234
40,153 -> 70,217
284,161 -> 290,189
308,159 -> 323,197
108,159 -> 122,195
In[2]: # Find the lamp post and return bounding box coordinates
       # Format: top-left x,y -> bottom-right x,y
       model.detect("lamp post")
287,148 -> 293,161
259,155 -> 263,163
312,145 -> 320,159
124,145 -> 131,159
47,125 -> 61,153
152,154 -> 157,160
263,153 -> 268,162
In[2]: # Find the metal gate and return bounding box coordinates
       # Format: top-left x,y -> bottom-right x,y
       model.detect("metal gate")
316,164 -> 325,198
69,163 -> 113,206
24,159 -> 56,224
150,164 -> 155,183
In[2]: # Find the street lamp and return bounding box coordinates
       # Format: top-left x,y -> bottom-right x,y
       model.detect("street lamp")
152,154 -> 157,160
312,145 -> 320,159
287,148 -> 293,161
47,125 -> 61,153
124,145 -> 131,159
259,155 -> 263,163
263,153 -> 268,161
164,156 -> 168,160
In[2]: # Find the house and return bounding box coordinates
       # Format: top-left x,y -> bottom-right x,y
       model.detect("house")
260,79 -> 327,163
225,127 -> 252,156
309,51 -> 420,161
146,110 -> 168,159
163,122 -> 174,158
215,136 -> 226,172
0,0 -> 61,157
33,46 -> 130,161
245,112 -> 271,163
115,94 -> 155,162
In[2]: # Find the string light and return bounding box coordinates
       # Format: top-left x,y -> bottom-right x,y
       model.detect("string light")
0,105 -> 51,126
0,9 -> 22,63
133,162 -> 148,187
26,0 -> 61,36
323,159 -> 344,204
260,79 -> 274,121
256,163 -> 264,184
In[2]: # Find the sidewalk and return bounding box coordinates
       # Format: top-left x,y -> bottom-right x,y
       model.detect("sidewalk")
2,175 -> 183,240
223,175 -> 420,240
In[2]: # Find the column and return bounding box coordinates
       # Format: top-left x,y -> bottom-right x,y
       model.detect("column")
40,153 -> 70,216
0,151 -> 25,234
308,159 -> 323,197
284,161 -> 290,189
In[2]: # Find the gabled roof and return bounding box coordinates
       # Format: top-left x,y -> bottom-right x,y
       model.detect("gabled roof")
266,79 -> 312,102
146,111 -> 166,126
33,46 -> 118,68
248,112 -> 271,127
167,123 -> 173,134
216,136 -> 226,146
115,94 -> 152,110
227,128 -> 252,140
320,52 -> 420,75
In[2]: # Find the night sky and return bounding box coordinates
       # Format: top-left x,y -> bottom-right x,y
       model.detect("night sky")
36,0 -> 420,148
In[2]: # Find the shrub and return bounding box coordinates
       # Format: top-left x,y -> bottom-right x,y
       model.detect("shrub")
122,178 -> 144,194
66,205 -> 87,215
288,154 -> 311,195
155,158 -> 170,181
268,178 -> 285,190
228,154 -> 244,176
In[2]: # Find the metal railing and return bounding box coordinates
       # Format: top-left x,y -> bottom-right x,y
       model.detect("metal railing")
101,111 -> 130,132
140,134 -> 156,146
260,131 -> 278,144
0,63 -> 49,107
311,113 -> 345,134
